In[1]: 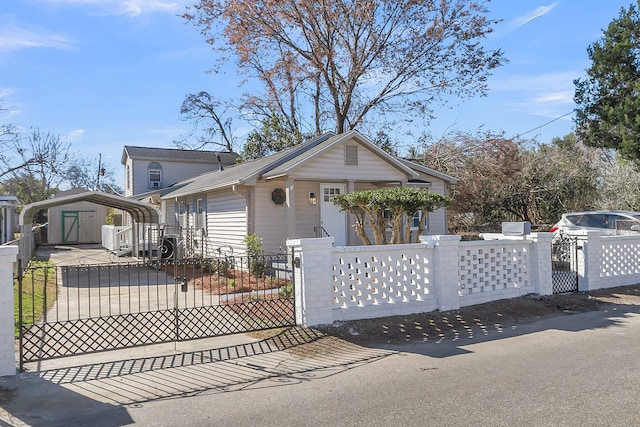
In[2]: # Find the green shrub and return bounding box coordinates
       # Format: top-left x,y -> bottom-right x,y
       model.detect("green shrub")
278,283 -> 293,298
244,233 -> 268,278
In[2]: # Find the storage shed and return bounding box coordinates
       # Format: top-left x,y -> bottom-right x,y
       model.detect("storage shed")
47,188 -> 109,244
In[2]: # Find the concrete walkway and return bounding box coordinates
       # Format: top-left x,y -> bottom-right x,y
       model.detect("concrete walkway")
34,244 -> 141,266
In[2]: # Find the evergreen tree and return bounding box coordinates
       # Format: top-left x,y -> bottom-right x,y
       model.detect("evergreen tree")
574,2 -> 640,160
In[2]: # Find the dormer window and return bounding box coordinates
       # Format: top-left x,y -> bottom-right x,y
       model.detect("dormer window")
148,162 -> 162,189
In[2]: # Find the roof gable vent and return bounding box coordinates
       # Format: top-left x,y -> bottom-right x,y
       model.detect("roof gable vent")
345,145 -> 358,166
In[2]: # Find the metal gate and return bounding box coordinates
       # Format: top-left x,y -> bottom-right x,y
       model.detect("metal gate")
17,252 -> 295,370
551,232 -> 579,293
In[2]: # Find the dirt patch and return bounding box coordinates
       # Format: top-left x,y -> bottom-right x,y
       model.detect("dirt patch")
160,262 -> 291,297
315,285 -> 640,345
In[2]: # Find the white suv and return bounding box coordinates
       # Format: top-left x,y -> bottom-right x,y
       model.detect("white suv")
550,210 -> 640,235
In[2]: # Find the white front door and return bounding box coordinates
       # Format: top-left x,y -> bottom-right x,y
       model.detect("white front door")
320,183 -> 347,245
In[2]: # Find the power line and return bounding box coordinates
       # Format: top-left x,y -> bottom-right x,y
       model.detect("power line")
514,111 -> 574,138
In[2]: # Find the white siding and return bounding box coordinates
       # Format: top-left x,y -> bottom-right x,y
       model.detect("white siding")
129,158 -> 218,196
253,183 -> 289,254
290,141 -> 407,182
204,190 -> 247,255
162,200 -> 176,226
295,181 -> 320,239
124,158 -> 134,197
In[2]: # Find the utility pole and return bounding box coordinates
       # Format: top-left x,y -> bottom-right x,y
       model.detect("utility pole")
96,153 -> 102,191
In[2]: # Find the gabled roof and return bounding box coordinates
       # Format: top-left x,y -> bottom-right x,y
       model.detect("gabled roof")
121,146 -> 238,166
162,131 -> 421,199
261,130 -> 418,179
398,158 -> 459,184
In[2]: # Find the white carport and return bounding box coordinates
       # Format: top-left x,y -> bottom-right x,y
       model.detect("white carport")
19,191 -> 160,265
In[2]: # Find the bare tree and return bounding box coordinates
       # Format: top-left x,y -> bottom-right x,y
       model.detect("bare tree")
183,0 -> 505,134
178,92 -> 236,152
0,129 -> 75,204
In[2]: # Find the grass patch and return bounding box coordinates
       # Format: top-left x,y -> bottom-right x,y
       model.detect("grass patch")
14,260 -> 57,337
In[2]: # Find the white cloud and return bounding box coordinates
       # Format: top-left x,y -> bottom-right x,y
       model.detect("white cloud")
0,24 -> 72,53
510,3 -> 558,30
490,71 -> 580,93
533,90 -> 574,104
0,88 -> 16,98
64,129 -> 86,142
120,0 -> 181,16
41,0 -> 185,17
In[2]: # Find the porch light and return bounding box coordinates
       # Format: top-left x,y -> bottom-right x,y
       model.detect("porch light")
308,192 -> 317,205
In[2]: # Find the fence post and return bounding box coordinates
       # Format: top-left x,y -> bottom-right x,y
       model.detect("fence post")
420,235 -> 461,311
527,232 -> 554,296
579,231 -> 602,291
0,246 -> 18,377
286,237 -> 335,327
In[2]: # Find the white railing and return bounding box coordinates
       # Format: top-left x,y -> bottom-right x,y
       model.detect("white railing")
101,225 -> 132,251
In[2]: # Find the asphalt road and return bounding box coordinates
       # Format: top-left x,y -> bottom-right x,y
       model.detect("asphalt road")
3,304 -> 640,426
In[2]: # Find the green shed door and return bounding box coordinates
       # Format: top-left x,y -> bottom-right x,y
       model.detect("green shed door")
61,211 -> 79,243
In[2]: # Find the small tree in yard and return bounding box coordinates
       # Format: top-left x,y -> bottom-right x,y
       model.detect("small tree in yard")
243,233 -> 267,277
333,187 -> 450,245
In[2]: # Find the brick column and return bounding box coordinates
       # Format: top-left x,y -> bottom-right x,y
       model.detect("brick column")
286,237 -> 334,327
0,246 -> 18,377
420,235 -> 461,311
527,232 -> 553,296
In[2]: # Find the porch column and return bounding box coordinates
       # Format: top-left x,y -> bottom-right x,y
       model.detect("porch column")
0,246 -> 18,376
286,178 -> 296,239
346,181 -> 355,245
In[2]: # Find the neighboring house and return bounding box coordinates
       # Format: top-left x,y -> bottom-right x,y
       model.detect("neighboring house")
157,130 -> 458,255
121,146 -> 238,198
0,196 -> 19,244
48,188 -> 109,245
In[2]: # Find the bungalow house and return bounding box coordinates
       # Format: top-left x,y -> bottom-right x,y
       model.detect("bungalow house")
157,130 -> 458,256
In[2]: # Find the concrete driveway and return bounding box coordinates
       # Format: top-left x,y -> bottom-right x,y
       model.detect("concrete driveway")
3,302 -> 640,426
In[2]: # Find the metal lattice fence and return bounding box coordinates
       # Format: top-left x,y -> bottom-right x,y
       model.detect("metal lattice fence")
551,233 -> 579,293
17,252 -> 294,369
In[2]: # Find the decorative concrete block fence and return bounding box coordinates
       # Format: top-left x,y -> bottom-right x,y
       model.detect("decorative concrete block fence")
579,231 -> 640,291
3,229 -> 640,375
288,233 -> 554,327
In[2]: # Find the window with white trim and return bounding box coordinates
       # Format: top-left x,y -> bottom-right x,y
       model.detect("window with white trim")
411,211 -> 429,231
195,198 -> 205,230
148,162 -> 162,189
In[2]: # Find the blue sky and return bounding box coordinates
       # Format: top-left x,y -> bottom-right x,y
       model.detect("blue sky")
0,1 -> 636,188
